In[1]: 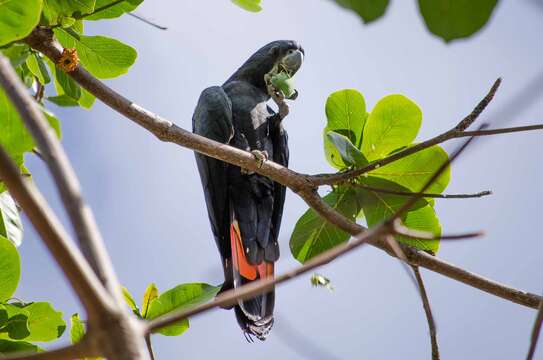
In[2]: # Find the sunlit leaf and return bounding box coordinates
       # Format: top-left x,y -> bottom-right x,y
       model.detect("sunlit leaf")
141,283 -> 158,319
361,94 -> 422,161
42,0 -> 96,25
147,283 -> 220,336
54,29 -> 137,79
369,145 -> 450,195
122,287 -> 140,317
18,302 -> 65,342
85,0 -> 143,21
325,89 -> 367,147
0,236 -> 20,302
231,0 -> 262,12
0,0 -> 42,46
26,54 -> 51,85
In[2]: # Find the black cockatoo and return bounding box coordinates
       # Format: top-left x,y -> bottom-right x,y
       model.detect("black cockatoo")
192,40 -> 304,340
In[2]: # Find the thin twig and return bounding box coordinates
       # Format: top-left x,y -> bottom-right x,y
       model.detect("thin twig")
145,335 -> 155,360
455,78 -> 501,131
392,125 -> 485,221
393,220 -> 484,241
461,124 -> 543,137
412,266 -> 440,360
0,53 -> 124,306
127,12 -> 168,30
527,295 -> 543,360
350,183 -> 491,199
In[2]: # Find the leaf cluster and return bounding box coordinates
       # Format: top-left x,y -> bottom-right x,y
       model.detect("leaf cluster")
290,89 -> 451,263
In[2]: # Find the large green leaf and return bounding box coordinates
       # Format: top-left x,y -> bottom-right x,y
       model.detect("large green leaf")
357,177 -> 441,252
290,188 -> 359,263
0,339 -> 40,354
85,0 -> 143,20
326,131 -> 367,167
325,89 -> 367,147
147,283 -> 220,336
332,0 -> 390,23
0,0 -> 42,46
361,94 -> 422,161
369,145 -> 450,195
0,192 -> 23,247
418,0 -> 499,42
54,29 -> 137,79
231,0 -> 262,12
16,302 -> 65,342
0,236 -> 20,301
42,0 -> 96,25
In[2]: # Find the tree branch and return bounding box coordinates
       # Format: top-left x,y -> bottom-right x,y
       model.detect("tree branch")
24,28 -> 543,320
0,53 -> 123,305
412,266 -> 440,360
0,144 -> 113,317
0,340 -> 96,360
350,183 -> 492,199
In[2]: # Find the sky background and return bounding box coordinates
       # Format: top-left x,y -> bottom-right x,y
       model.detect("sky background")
13,0 -> 543,359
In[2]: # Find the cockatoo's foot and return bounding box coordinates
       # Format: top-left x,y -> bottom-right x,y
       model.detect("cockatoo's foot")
241,150 -> 269,175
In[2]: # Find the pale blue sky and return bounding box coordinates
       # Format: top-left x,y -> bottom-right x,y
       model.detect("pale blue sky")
15,1 -> 543,359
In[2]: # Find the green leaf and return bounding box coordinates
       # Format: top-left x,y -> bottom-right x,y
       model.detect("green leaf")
141,283 -> 158,319
332,0 -> 390,23
231,0 -> 262,12
326,131 -> 367,167
323,127 -> 349,170
418,0 -> 499,42
42,0 -> 96,25
26,54 -> 51,85
17,302 -> 65,342
1,45 -> 31,68
0,236 -> 20,301
147,283 -> 220,336
0,192 -> 23,247
54,29 -> 137,79
0,0 -> 42,46
85,0 -> 143,21
0,304 -> 29,340
361,94 -> 422,161
290,188 -> 360,263
0,339 -> 40,354
369,145 -> 450,195
69,313 -> 84,344
47,95 -> 80,107
325,89 -> 367,147
78,88 -> 96,109
54,66 -> 81,100
122,287 -> 140,317
357,177 -> 441,252
0,87 -> 34,163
